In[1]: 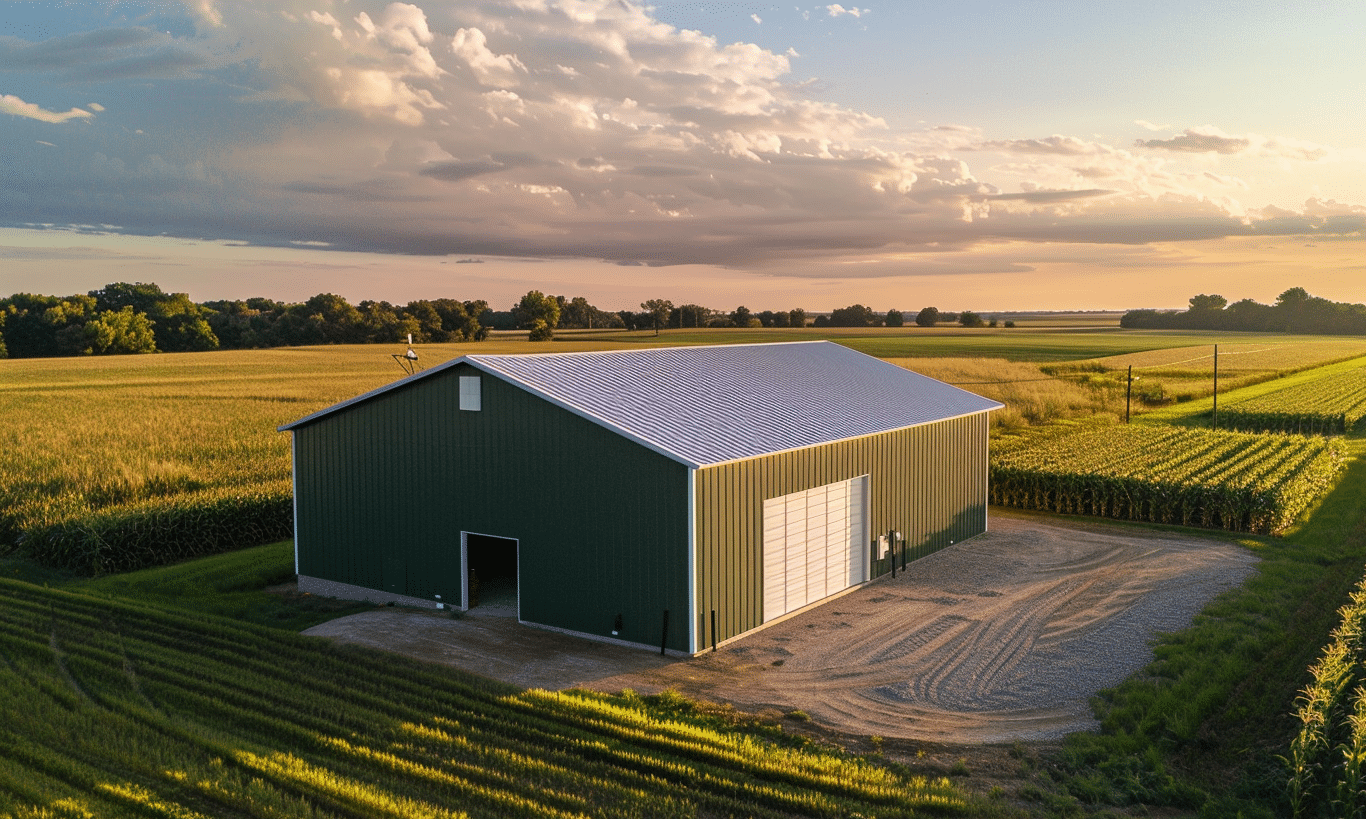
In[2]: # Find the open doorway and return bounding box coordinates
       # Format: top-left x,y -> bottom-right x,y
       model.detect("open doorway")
462,532 -> 518,614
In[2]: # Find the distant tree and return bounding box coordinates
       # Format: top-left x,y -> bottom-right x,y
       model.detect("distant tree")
829,304 -> 877,327
514,291 -> 561,340
527,319 -> 554,341
788,308 -> 807,327
1277,287 -> 1311,307
0,293 -> 96,357
640,299 -> 673,335
83,307 -> 157,354
358,300 -> 421,344
730,306 -> 754,327
617,310 -> 641,330
885,309 -> 904,327
297,293 -> 365,344
914,307 -> 940,327
556,296 -> 623,330
1003,320 -> 1016,328
988,318 -> 998,328
812,314 -> 831,328
670,304 -> 711,328
91,282 -> 217,352
958,311 -> 985,328
1188,293 -> 1227,312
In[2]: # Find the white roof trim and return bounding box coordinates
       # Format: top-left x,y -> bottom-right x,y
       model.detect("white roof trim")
280,341 -> 1003,467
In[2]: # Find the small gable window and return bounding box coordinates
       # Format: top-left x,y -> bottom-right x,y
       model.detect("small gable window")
459,376 -> 481,411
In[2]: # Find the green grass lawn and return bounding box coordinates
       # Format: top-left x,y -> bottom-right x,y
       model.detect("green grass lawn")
66,540 -> 372,631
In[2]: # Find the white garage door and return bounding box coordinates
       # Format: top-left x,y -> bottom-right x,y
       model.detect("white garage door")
762,476 -> 868,623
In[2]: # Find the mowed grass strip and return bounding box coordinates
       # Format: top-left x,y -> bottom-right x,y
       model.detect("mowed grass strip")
989,425 -> 1347,533
0,578 -> 971,818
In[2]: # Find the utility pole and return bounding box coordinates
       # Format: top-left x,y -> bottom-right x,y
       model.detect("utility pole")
1125,365 -> 1134,424
1212,345 -> 1219,430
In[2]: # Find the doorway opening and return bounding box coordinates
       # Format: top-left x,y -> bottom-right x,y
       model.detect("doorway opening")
463,532 -> 518,614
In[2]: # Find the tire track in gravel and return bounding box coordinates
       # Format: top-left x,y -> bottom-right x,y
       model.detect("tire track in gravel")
311,512 -> 1258,743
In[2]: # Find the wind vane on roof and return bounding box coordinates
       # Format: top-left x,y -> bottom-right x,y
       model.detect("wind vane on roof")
392,333 -> 421,375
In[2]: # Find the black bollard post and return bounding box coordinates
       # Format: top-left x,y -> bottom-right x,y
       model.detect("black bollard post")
660,609 -> 669,656
711,609 -> 717,652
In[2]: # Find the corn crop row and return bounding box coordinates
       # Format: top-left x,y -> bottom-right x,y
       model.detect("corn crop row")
989,425 -> 1346,534
0,578 -> 970,818
14,488 -> 292,575
1223,367 -> 1366,435
1288,571 -> 1366,817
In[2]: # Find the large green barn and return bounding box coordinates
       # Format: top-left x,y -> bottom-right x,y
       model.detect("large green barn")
280,341 -> 1001,654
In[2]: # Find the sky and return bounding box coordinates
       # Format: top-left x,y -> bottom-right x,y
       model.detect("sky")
1,0 -> 1363,313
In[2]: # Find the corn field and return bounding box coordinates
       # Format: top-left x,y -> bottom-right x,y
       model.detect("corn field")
1222,367 -> 1366,435
989,425 -> 1347,534
0,578 -> 970,818
1289,572 -> 1366,818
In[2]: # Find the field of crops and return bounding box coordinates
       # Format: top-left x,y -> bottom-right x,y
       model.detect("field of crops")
0,341 -> 632,573
0,577 -> 969,818
989,425 -> 1346,533
5,330 -> 1364,573
1222,366 -> 1366,435
1046,339 -> 1366,405
1288,569 -> 1366,817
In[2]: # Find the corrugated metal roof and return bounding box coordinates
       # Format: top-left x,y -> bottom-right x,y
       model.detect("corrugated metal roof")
282,341 -> 1002,468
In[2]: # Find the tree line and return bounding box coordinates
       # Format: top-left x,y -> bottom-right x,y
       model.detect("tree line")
0,281 -> 993,358
0,283 -> 490,358
1120,288 -> 1366,335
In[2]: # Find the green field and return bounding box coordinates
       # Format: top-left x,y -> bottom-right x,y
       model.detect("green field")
989,425 -> 1346,533
1222,366 -> 1366,435
5,327 -> 1366,816
8,327 -> 1362,573
0,573 -> 970,818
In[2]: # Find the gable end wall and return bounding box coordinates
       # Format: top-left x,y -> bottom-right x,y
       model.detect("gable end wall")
291,362 -> 692,650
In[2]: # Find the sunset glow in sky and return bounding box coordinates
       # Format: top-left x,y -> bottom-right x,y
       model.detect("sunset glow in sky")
2,1 -> 1363,312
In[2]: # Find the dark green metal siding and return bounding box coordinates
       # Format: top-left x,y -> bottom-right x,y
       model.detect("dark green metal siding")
694,412 -> 991,646
292,363 -> 692,651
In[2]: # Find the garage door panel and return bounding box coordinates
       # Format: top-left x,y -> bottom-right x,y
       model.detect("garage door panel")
763,475 -> 868,623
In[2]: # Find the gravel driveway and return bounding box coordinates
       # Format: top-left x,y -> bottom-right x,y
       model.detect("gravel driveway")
304,510 -> 1257,742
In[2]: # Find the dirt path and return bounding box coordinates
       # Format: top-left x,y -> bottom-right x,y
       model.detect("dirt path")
304,511 -> 1257,743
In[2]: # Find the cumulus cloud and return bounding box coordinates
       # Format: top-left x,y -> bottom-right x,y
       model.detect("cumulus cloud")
0,94 -> 93,123
826,5 -> 867,18
0,0 -> 1359,275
